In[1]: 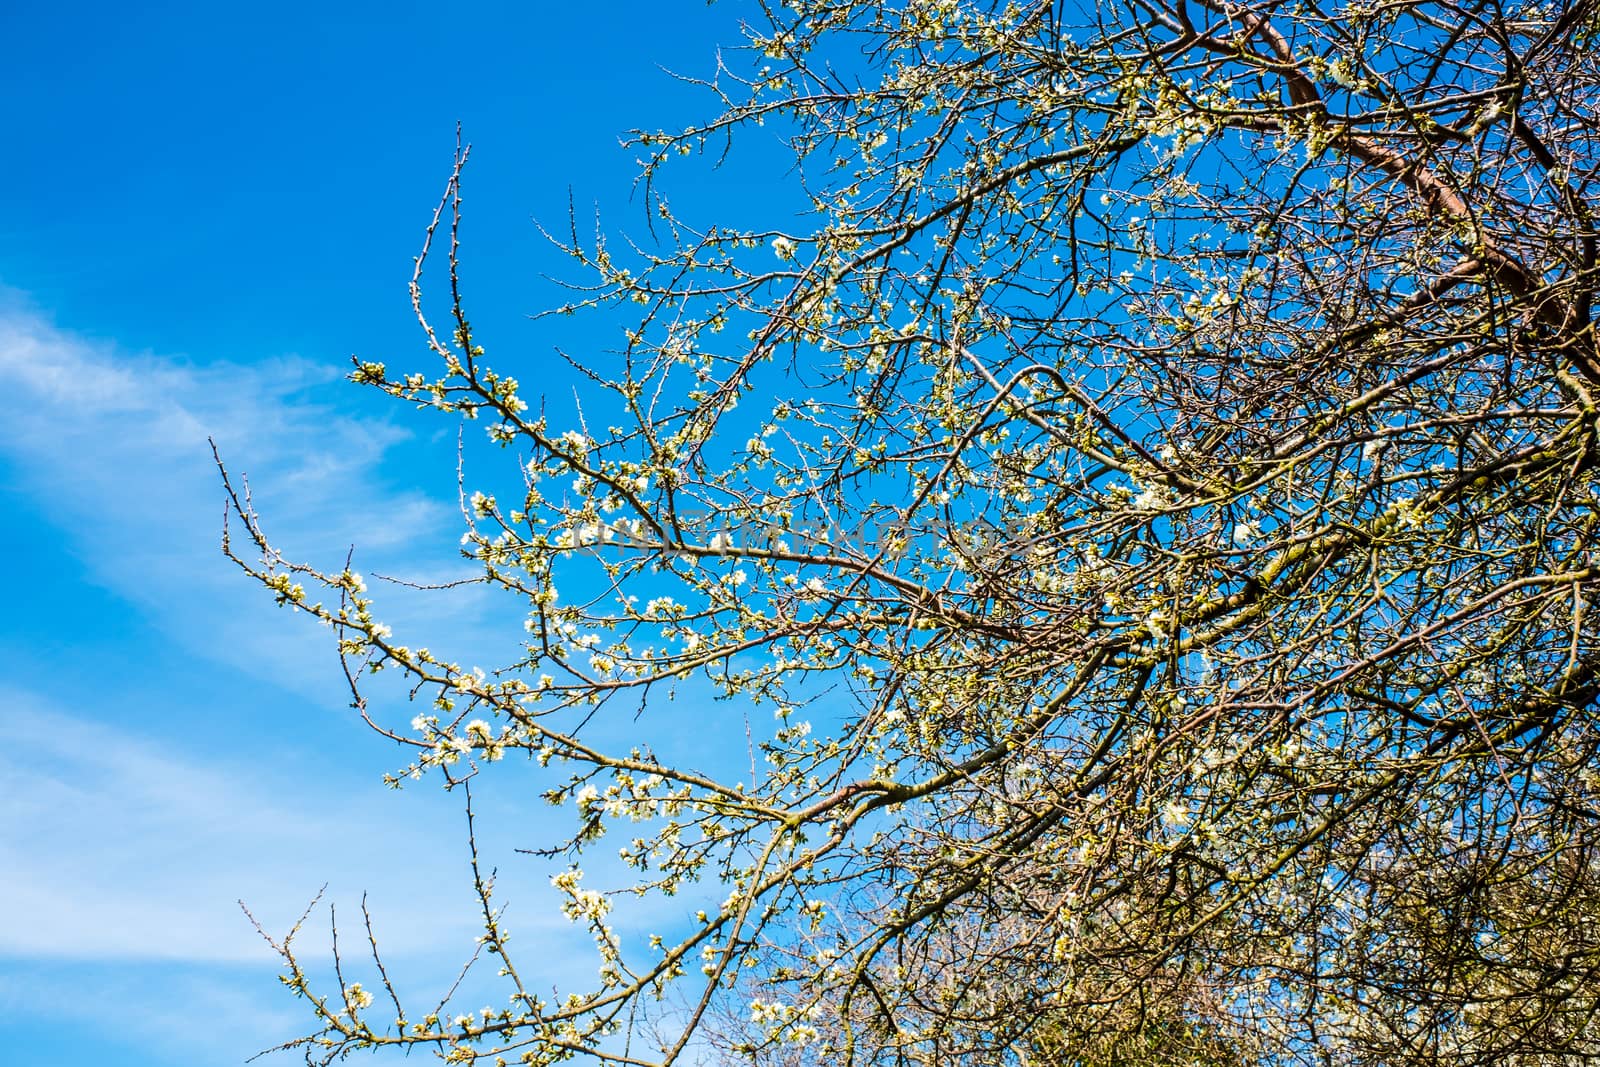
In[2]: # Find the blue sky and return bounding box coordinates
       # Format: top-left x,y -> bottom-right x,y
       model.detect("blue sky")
0,3 -> 776,1062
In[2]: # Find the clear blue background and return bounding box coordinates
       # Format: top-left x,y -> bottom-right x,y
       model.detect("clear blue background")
0,2 -> 777,1062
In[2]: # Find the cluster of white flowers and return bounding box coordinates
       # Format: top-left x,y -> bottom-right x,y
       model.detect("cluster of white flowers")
264,572 -> 306,604
643,595 -> 677,618
1386,495 -> 1429,528
749,997 -> 822,1045
552,869 -> 611,922
1133,482 -> 1170,511
571,522 -> 611,546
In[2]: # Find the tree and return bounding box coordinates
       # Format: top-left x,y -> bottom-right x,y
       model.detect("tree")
222,0 -> 1600,1063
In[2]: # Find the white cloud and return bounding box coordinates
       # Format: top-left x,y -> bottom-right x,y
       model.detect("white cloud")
0,688 -> 628,1062
0,297 -> 572,965
0,296 -> 708,1025
0,689 -> 493,962
0,291 -> 497,699
0,959 -> 305,1065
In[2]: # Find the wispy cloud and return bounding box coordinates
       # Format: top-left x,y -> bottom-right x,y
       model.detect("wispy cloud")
0,294 -> 570,959
0,688 -> 493,962
0,296 -> 716,1067
0,686 -> 618,1062
0,958 -> 306,1065
0,290 -> 491,698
